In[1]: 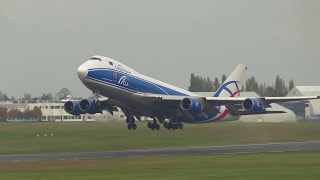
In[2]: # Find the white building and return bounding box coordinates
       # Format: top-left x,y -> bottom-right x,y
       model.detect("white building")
25,101 -> 92,122
285,86 -> 320,119
0,100 -> 125,122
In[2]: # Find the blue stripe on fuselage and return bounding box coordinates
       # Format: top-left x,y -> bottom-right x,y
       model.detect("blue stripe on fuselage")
86,68 -> 188,96
86,68 -> 227,123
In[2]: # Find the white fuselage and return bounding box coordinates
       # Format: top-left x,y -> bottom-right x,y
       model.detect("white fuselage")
77,56 -> 238,123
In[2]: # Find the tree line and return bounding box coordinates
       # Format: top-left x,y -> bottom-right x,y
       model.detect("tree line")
189,73 -> 227,92
0,88 -> 73,101
189,74 -> 294,97
0,106 -> 42,121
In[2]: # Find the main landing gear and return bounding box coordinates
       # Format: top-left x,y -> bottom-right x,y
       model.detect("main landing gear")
147,117 -> 184,131
147,118 -> 160,130
126,117 -> 137,130
164,118 -> 183,130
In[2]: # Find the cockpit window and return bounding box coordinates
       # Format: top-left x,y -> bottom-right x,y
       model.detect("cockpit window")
90,57 -> 101,61
109,61 -> 113,65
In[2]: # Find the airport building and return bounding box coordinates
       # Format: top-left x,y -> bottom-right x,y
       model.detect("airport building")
284,86 -> 320,119
26,101 -> 93,122
0,100 -> 125,122
0,100 -> 91,122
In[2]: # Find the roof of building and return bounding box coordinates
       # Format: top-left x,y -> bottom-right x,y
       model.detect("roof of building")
287,86 -> 320,96
295,86 -> 320,92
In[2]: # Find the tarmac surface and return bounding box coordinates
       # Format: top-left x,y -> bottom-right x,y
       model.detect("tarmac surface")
1,141 -> 320,162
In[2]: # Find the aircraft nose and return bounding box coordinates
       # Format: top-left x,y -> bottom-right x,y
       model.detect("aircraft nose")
77,64 -> 88,80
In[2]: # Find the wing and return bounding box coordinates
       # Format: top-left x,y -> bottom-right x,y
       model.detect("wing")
205,96 -> 320,107
141,93 -> 320,116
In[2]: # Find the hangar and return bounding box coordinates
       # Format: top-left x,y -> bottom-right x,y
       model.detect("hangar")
284,86 -> 320,119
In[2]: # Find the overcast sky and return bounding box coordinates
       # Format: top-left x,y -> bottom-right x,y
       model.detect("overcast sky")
1,0 -> 319,98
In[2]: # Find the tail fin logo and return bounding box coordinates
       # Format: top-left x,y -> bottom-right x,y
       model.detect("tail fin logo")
214,81 -> 241,97
118,76 -> 129,86
61,95 -> 72,102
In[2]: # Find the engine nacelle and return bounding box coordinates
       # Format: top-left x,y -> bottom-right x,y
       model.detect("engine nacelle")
181,98 -> 202,113
79,99 -> 102,114
242,98 -> 265,113
64,101 -> 85,116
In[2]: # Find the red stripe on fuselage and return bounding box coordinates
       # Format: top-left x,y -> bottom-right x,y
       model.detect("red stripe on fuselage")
215,109 -> 228,121
205,109 -> 228,123
203,89 -> 238,123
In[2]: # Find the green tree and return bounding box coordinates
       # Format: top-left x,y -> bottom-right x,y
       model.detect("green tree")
274,75 -> 288,97
24,93 -> 32,100
0,107 -> 7,121
246,76 -> 259,93
213,77 -> 220,91
258,84 -> 266,96
289,80 -> 295,92
189,73 -> 197,92
56,88 -> 72,100
204,77 -> 214,92
189,74 -> 214,92
264,86 -> 276,97
2,94 -> 9,101
221,75 -> 227,84
41,93 -> 53,100
41,93 -> 47,100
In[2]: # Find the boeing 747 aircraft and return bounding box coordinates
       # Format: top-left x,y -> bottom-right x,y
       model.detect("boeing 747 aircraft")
64,55 -> 319,130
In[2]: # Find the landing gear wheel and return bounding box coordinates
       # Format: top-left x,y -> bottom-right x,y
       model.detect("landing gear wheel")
167,123 -> 172,130
127,124 -> 132,130
151,125 -> 155,130
178,123 -> 183,129
131,118 -> 135,123
155,124 -> 160,130
173,124 -> 178,130
147,122 -> 152,128
126,118 -> 130,124
164,122 -> 168,128
132,124 -> 137,130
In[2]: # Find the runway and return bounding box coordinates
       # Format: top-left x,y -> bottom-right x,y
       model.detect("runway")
1,141 -> 320,162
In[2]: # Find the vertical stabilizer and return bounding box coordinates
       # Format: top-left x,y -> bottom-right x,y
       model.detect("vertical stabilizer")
214,64 -> 247,97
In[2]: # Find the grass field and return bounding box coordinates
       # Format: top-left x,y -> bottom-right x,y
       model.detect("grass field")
0,121 -> 320,155
0,151 -> 320,180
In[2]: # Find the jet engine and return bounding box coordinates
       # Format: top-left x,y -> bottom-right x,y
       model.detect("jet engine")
79,99 -> 102,114
242,98 -> 265,113
64,101 -> 84,115
181,98 -> 202,113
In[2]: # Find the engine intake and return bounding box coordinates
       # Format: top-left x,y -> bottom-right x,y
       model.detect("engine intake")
181,98 -> 202,113
64,101 -> 84,115
79,99 -> 102,114
242,98 -> 265,113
